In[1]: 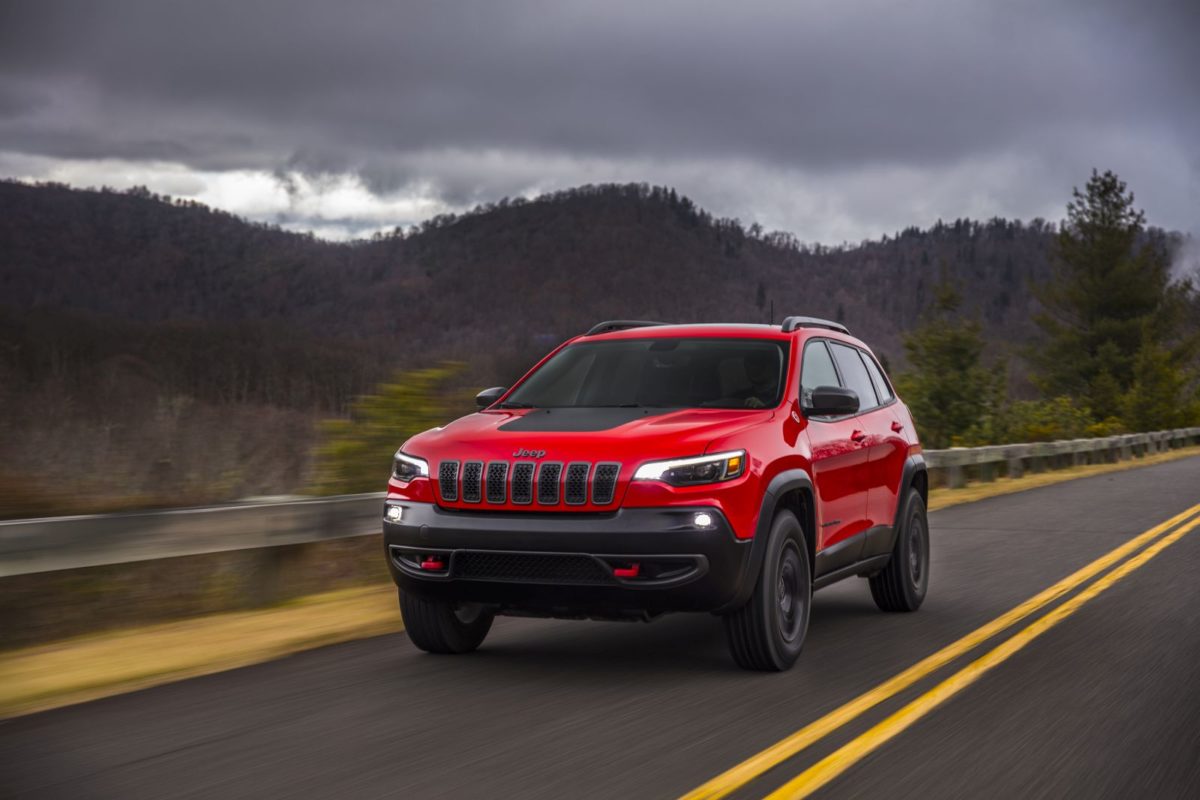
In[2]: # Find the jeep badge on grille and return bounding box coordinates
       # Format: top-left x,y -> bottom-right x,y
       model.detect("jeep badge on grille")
513,448 -> 546,458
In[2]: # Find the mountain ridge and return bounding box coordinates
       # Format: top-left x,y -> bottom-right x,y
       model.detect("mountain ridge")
0,179 -> 1065,376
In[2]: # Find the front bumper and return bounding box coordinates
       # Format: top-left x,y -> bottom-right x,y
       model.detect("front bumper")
382,501 -> 753,616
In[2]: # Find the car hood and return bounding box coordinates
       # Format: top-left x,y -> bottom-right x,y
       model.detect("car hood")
404,406 -> 772,463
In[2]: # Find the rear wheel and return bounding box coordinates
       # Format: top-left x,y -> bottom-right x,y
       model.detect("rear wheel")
399,591 -> 494,654
724,510 -> 811,671
869,488 -> 930,612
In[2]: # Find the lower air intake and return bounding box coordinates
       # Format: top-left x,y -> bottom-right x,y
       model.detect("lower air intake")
453,552 -> 613,585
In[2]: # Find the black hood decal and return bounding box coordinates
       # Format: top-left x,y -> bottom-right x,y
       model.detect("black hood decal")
496,407 -> 679,432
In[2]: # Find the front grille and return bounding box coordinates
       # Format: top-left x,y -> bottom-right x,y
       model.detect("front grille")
436,459 -> 622,508
511,462 -> 535,504
453,551 -> 612,585
485,461 -> 508,504
461,461 -> 483,503
438,461 -> 459,502
537,462 -> 562,505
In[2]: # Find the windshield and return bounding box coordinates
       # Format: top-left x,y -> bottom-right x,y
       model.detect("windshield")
502,338 -> 789,409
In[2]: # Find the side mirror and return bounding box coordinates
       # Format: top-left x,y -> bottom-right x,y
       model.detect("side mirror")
475,386 -> 507,408
803,385 -> 859,417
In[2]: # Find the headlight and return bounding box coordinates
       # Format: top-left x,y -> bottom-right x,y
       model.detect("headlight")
632,450 -> 746,486
392,452 -> 429,482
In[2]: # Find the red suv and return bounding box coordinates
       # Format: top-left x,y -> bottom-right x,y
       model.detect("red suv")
383,318 -> 929,670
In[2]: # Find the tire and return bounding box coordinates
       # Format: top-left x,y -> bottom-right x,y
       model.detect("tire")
399,591 -> 494,654
869,488 -> 930,612
724,510 -> 812,671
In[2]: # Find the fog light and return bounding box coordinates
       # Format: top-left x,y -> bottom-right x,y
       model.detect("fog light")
693,512 -> 714,528
386,506 -> 403,522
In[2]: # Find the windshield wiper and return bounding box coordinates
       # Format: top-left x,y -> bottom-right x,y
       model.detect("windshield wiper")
496,401 -> 536,409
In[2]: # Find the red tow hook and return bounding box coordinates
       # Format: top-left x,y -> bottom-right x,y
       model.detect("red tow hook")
613,563 -> 640,578
420,557 -> 446,571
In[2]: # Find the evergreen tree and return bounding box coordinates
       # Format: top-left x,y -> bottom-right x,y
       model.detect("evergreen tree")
1121,339 -> 1196,431
1031,170 -> 1185,420
895,281 -> 1003,448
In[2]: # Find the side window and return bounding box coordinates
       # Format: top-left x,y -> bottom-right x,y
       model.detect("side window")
799,341 -> 840,407
860,351 -> 894,403
829,342 -> 879,411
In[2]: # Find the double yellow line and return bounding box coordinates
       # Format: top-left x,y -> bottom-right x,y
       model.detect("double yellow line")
682,501 -> 1200,800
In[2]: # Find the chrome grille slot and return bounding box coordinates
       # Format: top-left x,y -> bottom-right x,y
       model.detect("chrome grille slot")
536,462 -> 563,505
461,461 -> 483,503
511,462 -> 535,504
438,461 -> 459,502
591,462 -> 621,505
485,461 -> 508,504
564,462 -> 591,505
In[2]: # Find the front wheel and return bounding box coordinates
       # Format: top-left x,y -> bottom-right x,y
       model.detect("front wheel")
399,591 -> 494,654
723,510 -> 811,671
869,488 -> 930,612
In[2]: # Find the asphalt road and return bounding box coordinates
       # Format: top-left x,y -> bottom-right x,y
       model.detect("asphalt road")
4,457 -> 1200,799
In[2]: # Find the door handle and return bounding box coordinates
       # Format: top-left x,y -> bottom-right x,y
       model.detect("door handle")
850,429 -> 867,443
891,421 -> 904,433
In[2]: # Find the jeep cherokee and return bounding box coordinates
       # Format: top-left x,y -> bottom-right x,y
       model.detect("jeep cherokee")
383,317 -> 929,670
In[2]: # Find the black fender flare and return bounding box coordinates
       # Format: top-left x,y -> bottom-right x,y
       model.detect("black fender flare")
885,453 -> 928,551
716,469 -> 814,613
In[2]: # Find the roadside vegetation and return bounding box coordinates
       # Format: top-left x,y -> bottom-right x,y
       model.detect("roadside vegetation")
896,171 -> 1199,448
310,365 -> 468,494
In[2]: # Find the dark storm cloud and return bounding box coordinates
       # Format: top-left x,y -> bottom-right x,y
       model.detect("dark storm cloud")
0,0 -> 1196,236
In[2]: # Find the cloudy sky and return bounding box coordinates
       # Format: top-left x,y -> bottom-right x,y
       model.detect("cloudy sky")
1,0 -> 1196,242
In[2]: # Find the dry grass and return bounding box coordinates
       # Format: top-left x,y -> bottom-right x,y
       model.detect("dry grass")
0,585 -> 401,718
4,445 -> 1197,719
928,445 -> 1200,511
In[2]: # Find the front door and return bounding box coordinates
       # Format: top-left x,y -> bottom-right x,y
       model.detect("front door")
800,339 -> 870,555
827,341 -> 902,530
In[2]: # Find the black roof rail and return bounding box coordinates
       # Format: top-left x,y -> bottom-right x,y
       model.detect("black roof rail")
780,316 -> 850,335
584,320 -> 671,336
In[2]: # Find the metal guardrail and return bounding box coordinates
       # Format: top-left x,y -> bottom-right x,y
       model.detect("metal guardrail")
0,493 -> 385,578
2,428 -> 1199,577
924,427 -> 1200,488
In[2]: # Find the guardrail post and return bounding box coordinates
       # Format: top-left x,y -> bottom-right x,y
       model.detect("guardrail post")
947,463 -> 966,489
250,546 -> 293,607
1071,442 -> 1086,467
1007,449 -> 1025,479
